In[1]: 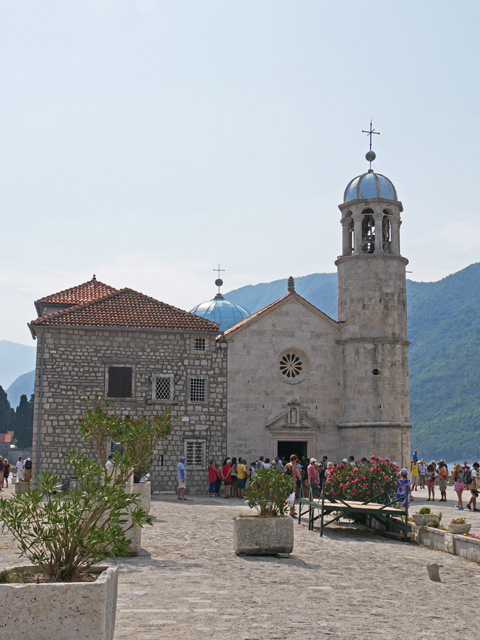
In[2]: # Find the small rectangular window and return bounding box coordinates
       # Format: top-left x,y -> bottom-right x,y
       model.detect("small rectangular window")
189,377 -> 205,402
185,440 -> 206,468
153,375 -> 173,401
194,337 -> 206,352
108,367 -> 132,398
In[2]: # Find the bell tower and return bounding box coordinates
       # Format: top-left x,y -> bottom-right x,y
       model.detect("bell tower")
335,126 -> 411,466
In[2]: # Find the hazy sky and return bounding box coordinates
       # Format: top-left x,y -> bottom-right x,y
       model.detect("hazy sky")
1,1 -> 479,345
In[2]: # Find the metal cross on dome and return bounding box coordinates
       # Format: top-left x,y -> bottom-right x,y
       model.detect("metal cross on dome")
362,119 -> 380,151
213,263 -> 225,294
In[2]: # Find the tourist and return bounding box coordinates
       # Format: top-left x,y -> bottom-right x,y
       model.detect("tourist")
236,458 -> 247,499
348,455 -> 355,465
105,454 -> 114,477
316,461 -> 326,491
230,457 -> 238,497
248,461 -> 256,483
412,450 -> 419,462
437,461 -> 448,501
222,458 -> 232,498
418,458 -> 427,489
263,457 -> 272,469
284,454 -> 301,516
23,457 -> 33,484
452,463 -> 465,510
426,463 -> 436,501
16,457 -> 23,482
0,456 -> 4,488
465,462 -> 480,512
322,455 -> 328,468
177,455 -> 187,501
214,463 -> 222,496
208,460 -> 217,497
256,456 -> 265,470
307,458 -> 319,498
2,458 -> 9,488
326,461 -> 335,481
410,458 -> 420,491
396,468 -> 412,505
274,456 -> 284,470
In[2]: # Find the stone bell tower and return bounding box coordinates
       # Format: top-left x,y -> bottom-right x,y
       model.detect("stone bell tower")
335,127 -> 411,466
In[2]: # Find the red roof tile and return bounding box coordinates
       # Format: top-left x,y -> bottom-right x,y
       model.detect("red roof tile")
31,288 -> 220,333
37,277 -> 118,306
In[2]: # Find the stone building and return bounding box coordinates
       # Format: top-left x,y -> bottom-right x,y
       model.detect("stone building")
29,283 -> 227,494
29,150 -> 411,492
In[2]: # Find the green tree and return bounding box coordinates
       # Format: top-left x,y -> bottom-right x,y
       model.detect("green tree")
14,394 -> 34,448
0,386 -> 14,432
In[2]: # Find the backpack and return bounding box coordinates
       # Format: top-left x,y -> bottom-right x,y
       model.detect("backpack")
24,458 -> 32,470
464,468 -> 473,485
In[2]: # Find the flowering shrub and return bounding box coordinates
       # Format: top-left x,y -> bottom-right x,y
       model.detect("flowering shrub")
326,456 -> 400,503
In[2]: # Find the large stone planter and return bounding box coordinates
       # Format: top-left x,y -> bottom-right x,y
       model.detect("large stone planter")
0,565 -> 118,639
448,523 -> 471,534
412,513 -> 434,526
233,516 -> 294,555
133,481 -> 151,514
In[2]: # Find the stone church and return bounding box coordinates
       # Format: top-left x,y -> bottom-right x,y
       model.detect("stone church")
29,152 -> 411,493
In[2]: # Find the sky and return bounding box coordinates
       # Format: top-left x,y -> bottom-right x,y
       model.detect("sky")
1,0 -> 479,346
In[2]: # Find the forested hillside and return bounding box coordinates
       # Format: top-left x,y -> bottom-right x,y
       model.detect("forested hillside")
226,263 -> 480,461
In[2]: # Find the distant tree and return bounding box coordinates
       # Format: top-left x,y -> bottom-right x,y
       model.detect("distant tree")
0,386 -> 14,432
14,394 -> 34,448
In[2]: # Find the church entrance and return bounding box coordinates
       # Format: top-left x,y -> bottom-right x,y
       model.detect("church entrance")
277,441 -> 307,461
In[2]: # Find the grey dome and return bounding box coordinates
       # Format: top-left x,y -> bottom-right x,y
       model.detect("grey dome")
344,171 -> 398,203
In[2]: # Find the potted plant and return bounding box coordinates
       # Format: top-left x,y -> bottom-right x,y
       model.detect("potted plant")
233,466 -> 294,556
448,517 -> 471,534
0,402 -> 173,639
412,506 -> 434,526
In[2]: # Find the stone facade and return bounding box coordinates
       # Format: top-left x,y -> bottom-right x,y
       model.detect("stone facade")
31,327 -> 227,494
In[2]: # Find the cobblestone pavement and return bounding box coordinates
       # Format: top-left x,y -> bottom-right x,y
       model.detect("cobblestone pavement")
2,484 -> 480,639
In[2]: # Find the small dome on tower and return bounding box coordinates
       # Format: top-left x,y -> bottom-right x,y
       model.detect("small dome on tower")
344,171 -> 398,203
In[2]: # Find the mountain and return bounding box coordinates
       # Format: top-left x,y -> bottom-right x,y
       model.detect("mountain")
6,370 -> 35,409
226,263 -> 480,462
0,341 -> 36,389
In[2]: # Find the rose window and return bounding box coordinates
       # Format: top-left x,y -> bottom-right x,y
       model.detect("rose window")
279,353 -> 303,379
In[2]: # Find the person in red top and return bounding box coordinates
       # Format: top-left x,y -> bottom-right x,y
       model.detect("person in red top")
222,459 -> 232,498
208,460 -> 218,497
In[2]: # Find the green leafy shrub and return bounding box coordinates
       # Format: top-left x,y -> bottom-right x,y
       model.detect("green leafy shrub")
0,403 -> 173,582
245,467 -> 293,517
426,513 -> 442,528
418,506 -> 431,514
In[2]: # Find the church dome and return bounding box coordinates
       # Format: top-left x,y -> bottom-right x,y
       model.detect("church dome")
190,295 -> 250,331
344,170 -> 398,203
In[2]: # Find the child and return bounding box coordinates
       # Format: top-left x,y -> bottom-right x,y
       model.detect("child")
396,468 -> 412,505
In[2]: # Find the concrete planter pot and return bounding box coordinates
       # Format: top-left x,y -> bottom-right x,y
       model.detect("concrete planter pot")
233,516 -> 294,555
412,513 -> 434,526
133,480 -> 151,513
0,564 -> 118,639
448,523 -> 471,534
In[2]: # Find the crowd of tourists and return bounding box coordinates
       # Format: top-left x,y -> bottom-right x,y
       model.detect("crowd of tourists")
407,450 -> 480,511
0,456 -> 32,490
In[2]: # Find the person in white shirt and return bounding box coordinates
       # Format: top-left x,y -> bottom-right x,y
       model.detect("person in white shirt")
16,457 -> 24,481
466,462 -> 480,511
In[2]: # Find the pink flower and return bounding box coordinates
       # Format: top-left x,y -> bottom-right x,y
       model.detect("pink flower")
385,458 -> 390,463
369,467 -> 375,472
340,483 -> 344,488
346,477 -> 350,482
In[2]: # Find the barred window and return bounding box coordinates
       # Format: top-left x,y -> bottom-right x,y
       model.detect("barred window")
155,376 -> 171,400
185,440 -> 206,468
189,377 -> 206,402
194,337 -> 206,352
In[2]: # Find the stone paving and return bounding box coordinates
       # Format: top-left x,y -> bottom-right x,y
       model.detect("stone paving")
2,484 -> 480,639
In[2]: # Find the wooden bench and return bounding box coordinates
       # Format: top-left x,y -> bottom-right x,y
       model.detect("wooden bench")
298,484 -> 410,541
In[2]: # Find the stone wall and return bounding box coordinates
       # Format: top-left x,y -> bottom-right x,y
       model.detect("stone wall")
32,328 -> 227,495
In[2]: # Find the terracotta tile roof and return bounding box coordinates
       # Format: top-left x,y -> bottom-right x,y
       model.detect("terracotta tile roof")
221,291 -> 338,337
31,288 -> 220,333
37,277 -> 118,306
